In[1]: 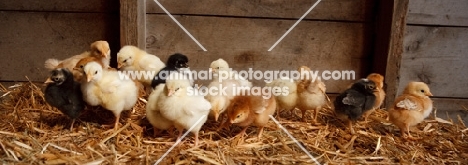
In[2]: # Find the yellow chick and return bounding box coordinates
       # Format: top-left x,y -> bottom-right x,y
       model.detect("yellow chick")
296,66 -> 327,122
221,92 -> 276,139
82,61 -> 138,130
388,82 -> 433,140
206,78 -> 241,122
157,72 -> 211,146
210,58 -> 252,87
146,84 -> 173,136
117,45 -> 165,87
265,77 -> 298,117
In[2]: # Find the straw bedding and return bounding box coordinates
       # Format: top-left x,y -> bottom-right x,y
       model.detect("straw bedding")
1,81 -> 468,164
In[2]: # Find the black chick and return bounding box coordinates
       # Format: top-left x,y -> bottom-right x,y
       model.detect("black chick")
334,78 -> 377,134
44,68 -> 85,130
151,53 -> 189,88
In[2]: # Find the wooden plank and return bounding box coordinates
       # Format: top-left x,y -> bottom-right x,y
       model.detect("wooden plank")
407,0 -> 468,26
398,25 -> 468,98
146,0 -> 375,22
372,0 -> 409,108
432,98 -> 468,124
0,11 -> 120,82
0,0 -> 118,12
146,15 -> 373,93
120,0 -> 146,49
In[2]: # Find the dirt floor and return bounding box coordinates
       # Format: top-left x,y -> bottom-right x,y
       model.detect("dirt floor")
1,82 -> 468,164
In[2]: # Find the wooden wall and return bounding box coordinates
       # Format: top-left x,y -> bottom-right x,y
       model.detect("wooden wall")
400,0 -> 468,121
144,0 -> 377,93
0,0 -> 120,82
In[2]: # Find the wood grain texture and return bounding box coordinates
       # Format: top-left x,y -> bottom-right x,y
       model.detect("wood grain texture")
432,98 -> 468,123
146,15 -> 373,93
0,0 -> 118,12
146,0 -> 375,22
120,0 -> 146,49
0,11 -> 120,81
407,0 -> 468,26
398,26 -> 468,98
380,0 -> 409,109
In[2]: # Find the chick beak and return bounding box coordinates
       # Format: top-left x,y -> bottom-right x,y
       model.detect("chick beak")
117,63 -> 122,69
86,74 -> 93,82
104,50 -> 110,58
44,77 -> 53,84
167,89 -> 175,96
427,92 -> 433,97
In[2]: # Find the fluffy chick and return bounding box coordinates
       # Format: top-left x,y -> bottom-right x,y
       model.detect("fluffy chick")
44,40 -> 111,71
265,77 -> 298,117
210,58 -> 252,87
44,68 -> 85,130
206,78 -> 241,122
151,53 -> 191,88
146,84 -> 173,136
82,61 -> 138,130
117,45 -> 165,87
388,82 -> 433,139
157,72 -> 211,146
296,66 -> 327,123
334,79 -> 377,134
362,73 -> 386,121
73,56 -> 105,83
221,93 -> 276,139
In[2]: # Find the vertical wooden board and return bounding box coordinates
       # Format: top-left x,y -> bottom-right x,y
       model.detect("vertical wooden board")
146,15 -> 372,92
0,0 -> 118,12
0,11 -> 120,81
120,0 -> 146,49
146,0 -> 375,22
407,0 -> 468,26
432,98 -> 468,123
398,26 -> 468,98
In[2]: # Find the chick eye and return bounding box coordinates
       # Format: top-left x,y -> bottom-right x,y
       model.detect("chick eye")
94,71 -> 98,75
421,89 -> 425,93
216,67 -> 220,69
236,114 -> 241,118
123,59 -> 127,63
175,88 -> 180,91
80,65 -> 84,68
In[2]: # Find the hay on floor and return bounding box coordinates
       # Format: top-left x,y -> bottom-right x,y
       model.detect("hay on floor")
0,81 -> 467,164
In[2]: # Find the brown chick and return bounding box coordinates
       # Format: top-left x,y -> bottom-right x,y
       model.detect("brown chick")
388,82 -> 433,140
221,93 -> 276,139
362,73 -> 386,121
73,56 -> 105,83
296,66 -> 328,123
44,40 -> 111,72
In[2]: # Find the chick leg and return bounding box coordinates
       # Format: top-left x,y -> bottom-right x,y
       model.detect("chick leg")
347,120 -> 355,135
301,109 -> 307,122
257,127 -> 265,139
237,127 -> 249,138
194,132 -> 199,147
362,109 -> 375,122
113,115 -> 120,130
313,107 -> 321,123
70,119 -> 76,130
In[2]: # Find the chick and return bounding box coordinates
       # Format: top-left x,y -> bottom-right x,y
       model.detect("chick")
82,61 -> 138,130
117,45 -> 165,87
362,73 -> 386,121
44,68 -> 85,130
157,72 -> 211,146
206,78 -> 241,122
388,82 -> 433,139
44,40 -> 111,71
221,93 -> 276,139
151,53 -> 191,88
210,58 -> 252,87
296,66 -> 327,123
334,79 -> 377,134
73,56 -> 105,83
265,77 -> 298,117
146,84 -> 173,136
